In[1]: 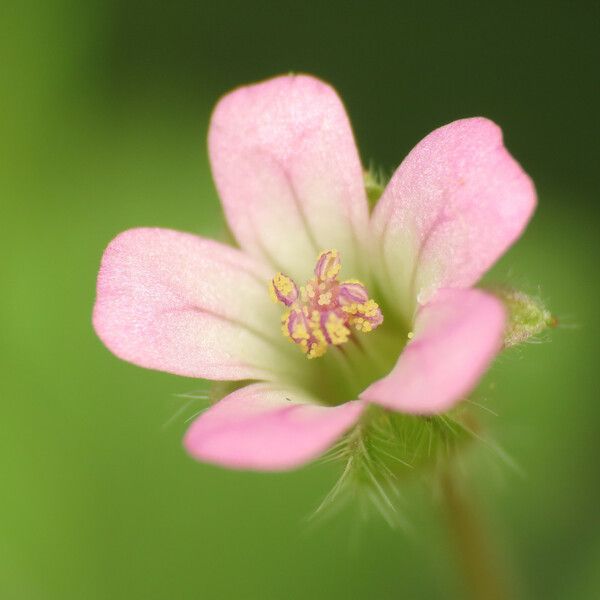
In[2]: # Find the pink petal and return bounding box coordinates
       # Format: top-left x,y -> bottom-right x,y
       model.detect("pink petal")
371,118 -> 536,318
360,288 -> 505,414
209,74 -> 369,282
184,383 -> 365,471
93,228 -> 288,380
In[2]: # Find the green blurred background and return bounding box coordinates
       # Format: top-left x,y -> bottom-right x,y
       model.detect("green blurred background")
2,1 -> 599,598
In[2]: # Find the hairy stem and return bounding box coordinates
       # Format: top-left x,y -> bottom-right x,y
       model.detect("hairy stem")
441,470 -> 510,600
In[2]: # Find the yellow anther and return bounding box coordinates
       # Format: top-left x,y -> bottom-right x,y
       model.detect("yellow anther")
307,340 -> 327,359
315,249 -> 341,281
362,299 -> 380,317
325,313 -> 351,345
292,321 -> 309,341
270,272 -> 298,306
325,264 -> 340,280
341,303 -> 359,315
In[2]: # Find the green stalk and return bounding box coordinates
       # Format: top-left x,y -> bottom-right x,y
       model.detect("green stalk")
440,469 -> 511,600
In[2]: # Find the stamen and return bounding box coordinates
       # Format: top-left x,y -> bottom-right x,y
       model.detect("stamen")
314,250 -> 341,281
270,250 -> 383,358
269,272 -> 298,306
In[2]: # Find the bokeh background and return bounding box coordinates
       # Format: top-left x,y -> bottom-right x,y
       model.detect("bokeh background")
2,1 -> 599,598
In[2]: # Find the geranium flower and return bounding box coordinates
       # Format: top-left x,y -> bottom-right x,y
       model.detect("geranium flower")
93,74 -> 536,472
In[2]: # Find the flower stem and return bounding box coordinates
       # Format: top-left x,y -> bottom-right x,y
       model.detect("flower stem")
440,469 -> 510,600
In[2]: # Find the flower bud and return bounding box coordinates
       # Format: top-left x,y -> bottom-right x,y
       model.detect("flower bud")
492,287 -> 556,348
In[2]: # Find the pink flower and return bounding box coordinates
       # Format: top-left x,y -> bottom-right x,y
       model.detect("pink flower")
93,74 -> 536,471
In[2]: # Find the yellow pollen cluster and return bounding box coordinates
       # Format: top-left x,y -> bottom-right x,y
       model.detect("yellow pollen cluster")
317,291 -> 332,306
301,283 -> 316,302
341,298 -> 380,317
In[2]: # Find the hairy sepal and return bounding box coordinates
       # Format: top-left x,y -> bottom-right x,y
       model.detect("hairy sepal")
314,404 -> 475,525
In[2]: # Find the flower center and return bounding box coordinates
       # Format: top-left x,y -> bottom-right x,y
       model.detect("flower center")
269,250 -> 384,359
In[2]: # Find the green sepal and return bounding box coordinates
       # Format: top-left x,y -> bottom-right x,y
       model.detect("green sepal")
364,168 -> 388,209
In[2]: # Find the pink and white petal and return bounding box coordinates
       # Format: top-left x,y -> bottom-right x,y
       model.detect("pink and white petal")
360,288 -> 505,414
209,74 -> 369,283
93,228 -> 289,381
371,117 -> 536,320
184,383 -> 365,471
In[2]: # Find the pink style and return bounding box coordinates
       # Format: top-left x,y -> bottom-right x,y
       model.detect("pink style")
93,74 -> 536,471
